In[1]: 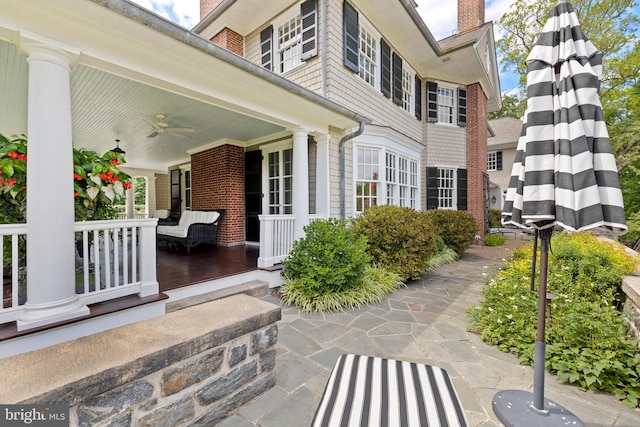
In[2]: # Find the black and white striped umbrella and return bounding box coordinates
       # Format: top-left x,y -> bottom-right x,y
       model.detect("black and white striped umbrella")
502,0 -> 627,235
495,2 -> 626,425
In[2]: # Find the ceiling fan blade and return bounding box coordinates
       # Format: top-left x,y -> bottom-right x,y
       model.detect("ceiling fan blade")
147,131 -> 158,138
166,127 -> 195,133
170,131 -> 192,139
144,119 -> 162,131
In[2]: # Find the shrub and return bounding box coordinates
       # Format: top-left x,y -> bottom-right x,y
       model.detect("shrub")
489,209 -> 503,227
425,210 -> 478,255
283,218 -> 371,293
351,205 -> 436,280
469,232 -> 640,408
280,265 -> 404,313
484,233 -> 506,246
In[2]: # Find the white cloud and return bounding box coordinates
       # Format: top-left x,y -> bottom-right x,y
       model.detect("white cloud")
130,0 -> 199,29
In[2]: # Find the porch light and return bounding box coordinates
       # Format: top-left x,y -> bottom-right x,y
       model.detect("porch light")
111,139 -> 125,155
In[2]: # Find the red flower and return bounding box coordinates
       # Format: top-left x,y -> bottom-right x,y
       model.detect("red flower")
6,178 -> 17,186
74,191 -> 80,197
18,154 -> 26,161
110,159 -> 121,166
73,173 -> 83,181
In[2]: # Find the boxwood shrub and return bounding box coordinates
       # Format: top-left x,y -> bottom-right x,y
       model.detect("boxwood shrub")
425,209 -> 478,255
351,205 -> 436,281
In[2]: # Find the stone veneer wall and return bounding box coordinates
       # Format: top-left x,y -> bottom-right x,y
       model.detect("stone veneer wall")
623,274 -> 640,345
0,295 -> 280,427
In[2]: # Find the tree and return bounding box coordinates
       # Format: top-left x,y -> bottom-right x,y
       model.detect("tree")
488,91 -> 526,120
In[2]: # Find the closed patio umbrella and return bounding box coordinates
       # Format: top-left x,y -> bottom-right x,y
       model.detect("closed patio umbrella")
494,1 -> 627,425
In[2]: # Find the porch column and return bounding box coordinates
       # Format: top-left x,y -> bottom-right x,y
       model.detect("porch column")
18,33 -> 89,330
315,134 -> 330,217
292,128 -> 310,239
126,186 -> 135,218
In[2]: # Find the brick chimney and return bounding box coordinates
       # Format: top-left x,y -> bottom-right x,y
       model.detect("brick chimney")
458,0 -> 485,33
200,0 -> 223,20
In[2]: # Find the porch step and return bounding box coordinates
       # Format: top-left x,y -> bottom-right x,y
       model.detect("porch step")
165,280 -> 270,313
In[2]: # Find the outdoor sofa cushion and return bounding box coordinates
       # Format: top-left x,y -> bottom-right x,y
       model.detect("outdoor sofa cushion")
157,210 -> 220,238
151,209 -> 170,219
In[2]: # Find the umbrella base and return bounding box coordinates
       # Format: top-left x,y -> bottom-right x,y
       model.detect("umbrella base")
492,390 -> 584,427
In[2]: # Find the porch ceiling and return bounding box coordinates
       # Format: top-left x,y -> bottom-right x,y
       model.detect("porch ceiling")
0,40 -> 285,171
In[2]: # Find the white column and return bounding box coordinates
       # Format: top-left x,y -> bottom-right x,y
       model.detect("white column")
315,134 -> 331,218
126,186 -> 135,219
291,128 -> 310,239
18,33 -> 89,330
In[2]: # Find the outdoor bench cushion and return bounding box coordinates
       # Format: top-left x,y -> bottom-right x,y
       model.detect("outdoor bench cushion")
311,354 -> 468,427
157,210 -> 220,238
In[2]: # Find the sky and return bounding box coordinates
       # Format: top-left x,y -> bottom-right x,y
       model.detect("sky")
128,0 -> 638,95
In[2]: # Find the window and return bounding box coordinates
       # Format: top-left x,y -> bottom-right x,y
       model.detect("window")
356,148 -> 379,212
427,82 -> 467,126
487,151 -> 503,171
356,142 -> 420,213
267,149 -> 293,214
402,67 -> 413,113
180,165 -> 191,212
260,1 -> 317,72
437,87 -> 455,124
359,25 -> 377,87
426,167 -> 467,211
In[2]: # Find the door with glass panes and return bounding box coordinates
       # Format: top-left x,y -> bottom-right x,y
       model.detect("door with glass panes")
263,146 -> 293,215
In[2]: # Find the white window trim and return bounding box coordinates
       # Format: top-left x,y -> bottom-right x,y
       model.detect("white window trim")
487,151 -> 498,172
435,81 -> 458,126
402,64 -> 415,115
435,165 -> 458,210
273,4 -> 304,75
356,16 -> 382,93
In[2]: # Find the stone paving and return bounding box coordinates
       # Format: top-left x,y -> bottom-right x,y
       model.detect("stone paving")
220,239 -> 640,427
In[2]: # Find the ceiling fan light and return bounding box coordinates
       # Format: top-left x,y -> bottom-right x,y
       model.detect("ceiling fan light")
111,139 -> 126,155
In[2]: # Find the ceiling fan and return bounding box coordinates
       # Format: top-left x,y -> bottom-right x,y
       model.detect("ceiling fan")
145,114 -> 195,139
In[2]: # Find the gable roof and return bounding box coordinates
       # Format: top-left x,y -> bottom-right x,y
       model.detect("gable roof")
488,117 -> 523,149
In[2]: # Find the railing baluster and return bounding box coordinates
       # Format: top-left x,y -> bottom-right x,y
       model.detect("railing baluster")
132,226 -> 138,284
83,230 -> 90,294
122,227 -> 129,286
93,229 -> 100,290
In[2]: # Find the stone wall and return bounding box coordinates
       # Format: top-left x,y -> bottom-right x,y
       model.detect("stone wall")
0,294 -> 281,427
623,275 -> 640,345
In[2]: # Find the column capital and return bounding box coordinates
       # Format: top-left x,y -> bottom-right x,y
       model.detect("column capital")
289,127 -> 309,138
18,31 -> 80,70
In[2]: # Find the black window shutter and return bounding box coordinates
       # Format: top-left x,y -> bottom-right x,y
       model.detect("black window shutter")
457,168 -> 468,211
457,87 -> 468,126
301,0 -> 318,60
392,52 -> 402,106
414,75 -> 422,120
380,39 -> 391,98
427,82 -> 438,122
260,26 -> 273,71
426,167 -> 438,210
497,151 -> 503,171
343,2 -> 359,73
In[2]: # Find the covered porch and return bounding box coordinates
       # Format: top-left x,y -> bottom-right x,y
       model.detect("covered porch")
0,0 -> 366,355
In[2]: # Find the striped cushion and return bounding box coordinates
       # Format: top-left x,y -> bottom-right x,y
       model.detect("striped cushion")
311,354 -> 468,427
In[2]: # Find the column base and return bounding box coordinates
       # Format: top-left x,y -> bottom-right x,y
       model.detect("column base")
17,296 -> 90,331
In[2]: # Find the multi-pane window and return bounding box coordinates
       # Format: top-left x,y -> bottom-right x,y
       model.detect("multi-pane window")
487,151 -> 498,171
356,148 -> 379,212
184,170 -> 191,210
398,157 -> 408,206
359,25 -> 377,87
268,149 -> 293,214
385,152 -> 396,205
409,161 -> 418,209
402,68 -> 413,113
278,15 -> 302,73
437,87 -> 455,124
438,167 -> 455,209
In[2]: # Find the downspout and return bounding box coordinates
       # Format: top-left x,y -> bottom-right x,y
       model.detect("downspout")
339,121 -> 366,220
321,0 -> 328,97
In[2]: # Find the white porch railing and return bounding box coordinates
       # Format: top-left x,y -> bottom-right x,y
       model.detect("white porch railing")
116,212 -> 148,220
0,219 -> 158,325
257,214 -> 327,268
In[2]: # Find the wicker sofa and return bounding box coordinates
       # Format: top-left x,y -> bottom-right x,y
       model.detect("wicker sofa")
156,209 -> 223,253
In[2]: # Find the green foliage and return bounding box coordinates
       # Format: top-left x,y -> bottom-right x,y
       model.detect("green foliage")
425,210 -> 478,256
426,247 -> 458,273
488,92 -> 526,120
280,265 -> 404,313
469,232 -> 640,407
484,233 -> 506,246
351,205 -> 436,280
489,209 -> 503,228
283,218 -> 371,293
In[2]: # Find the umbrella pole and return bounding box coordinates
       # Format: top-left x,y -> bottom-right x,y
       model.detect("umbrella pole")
533,228 -> 552,410
530,229 -> 538,292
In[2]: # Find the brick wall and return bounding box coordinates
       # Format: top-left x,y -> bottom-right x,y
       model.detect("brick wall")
200,0 -> 223,20
191,144 -> 245,245
458,0 -> 485,34
466,83 -> 488,236
212,28 -> 244,56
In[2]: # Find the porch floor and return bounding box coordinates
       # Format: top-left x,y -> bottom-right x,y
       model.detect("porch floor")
156,243 -> 260,292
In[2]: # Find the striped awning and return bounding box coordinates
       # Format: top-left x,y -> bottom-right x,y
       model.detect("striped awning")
311,354 -> 468,427
502,0 -> 627,235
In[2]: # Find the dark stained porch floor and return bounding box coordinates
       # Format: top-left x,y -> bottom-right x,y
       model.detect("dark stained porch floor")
156,244 -> 260,292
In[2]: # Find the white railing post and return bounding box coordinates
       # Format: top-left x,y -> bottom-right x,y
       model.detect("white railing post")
138,219 -> 159,297
258,215 -> 274,268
